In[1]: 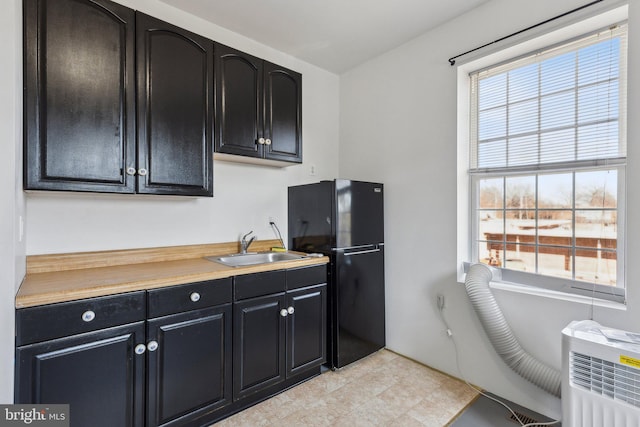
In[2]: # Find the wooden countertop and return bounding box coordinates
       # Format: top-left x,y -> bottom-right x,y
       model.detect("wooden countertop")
17,240 -> 329,308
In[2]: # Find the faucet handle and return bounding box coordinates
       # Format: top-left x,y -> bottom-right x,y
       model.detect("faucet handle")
241,231 -> 254,242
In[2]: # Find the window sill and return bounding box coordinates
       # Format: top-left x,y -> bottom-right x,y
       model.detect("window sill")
457,273 -> 627,311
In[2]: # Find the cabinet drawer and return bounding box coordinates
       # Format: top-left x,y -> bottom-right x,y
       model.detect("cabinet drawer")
147,278 -> 232,318
286,265 -> 327,290
16,291 -> 146,346
234,270 -> 286,300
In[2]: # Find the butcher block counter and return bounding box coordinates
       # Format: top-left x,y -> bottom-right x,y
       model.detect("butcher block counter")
16,239 -> 329,308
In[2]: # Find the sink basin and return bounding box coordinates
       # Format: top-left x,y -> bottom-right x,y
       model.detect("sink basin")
205,252 -> 306,267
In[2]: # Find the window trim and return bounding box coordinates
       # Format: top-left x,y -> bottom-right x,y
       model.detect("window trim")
456,5 -> 628,303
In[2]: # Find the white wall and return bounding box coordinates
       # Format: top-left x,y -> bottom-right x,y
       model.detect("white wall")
25,0 -> 340,255
0,0 -> 25,403
340,0 -> 638,419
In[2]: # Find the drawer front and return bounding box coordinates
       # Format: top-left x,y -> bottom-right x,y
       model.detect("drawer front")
16,291 -> 146,346
286,265 -> 327,290
234,270 -> 286,300
147,278 -> 232,318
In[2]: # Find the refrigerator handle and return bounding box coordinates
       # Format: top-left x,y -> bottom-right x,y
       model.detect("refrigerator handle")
343,248 -> 381,256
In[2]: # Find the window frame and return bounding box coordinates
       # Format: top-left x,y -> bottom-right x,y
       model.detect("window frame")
458,12 -> 628,304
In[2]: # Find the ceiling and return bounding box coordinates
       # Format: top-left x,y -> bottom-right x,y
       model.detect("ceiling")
160,0 -> 489,74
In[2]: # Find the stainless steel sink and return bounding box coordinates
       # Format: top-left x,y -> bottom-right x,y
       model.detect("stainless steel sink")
205,252 -> 306,267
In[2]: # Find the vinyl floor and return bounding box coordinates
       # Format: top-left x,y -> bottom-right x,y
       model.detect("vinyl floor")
213,349 -> 479,426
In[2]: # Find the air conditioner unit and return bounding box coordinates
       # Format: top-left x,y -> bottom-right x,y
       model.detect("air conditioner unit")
562,320 -> 640,427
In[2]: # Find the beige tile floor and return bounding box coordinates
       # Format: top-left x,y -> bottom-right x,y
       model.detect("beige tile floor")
214,349 -> 478,426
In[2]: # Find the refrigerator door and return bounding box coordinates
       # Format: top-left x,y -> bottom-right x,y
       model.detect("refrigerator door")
335,180 -> 384,249
333,245 -> 385,368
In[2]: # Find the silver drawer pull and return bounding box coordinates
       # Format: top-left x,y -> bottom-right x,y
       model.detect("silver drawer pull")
134,344 -> 146,355
147,341 -> 159,352
287,306 -> 295,315
81,310 -> 96,322
190,292 -> 201,302
280,309 -> 288,317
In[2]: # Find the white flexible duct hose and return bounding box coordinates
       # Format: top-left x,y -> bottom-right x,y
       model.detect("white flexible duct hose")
464,263 -> 561,397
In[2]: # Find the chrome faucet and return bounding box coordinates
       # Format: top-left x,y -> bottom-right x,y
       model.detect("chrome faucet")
240,231 -> 256,254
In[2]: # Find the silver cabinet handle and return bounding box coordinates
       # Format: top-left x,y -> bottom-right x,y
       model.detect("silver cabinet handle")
190,292 -> 201,302
280,309 -> 288,317
81,310 -> 95,322
287,306 -> 295,315
126,167 -> 137,176
258,138 -> 266,145
147,341 -> 159,352
135,344 -> 146,355
138,168 -> 148,176
265,138 -> 272,146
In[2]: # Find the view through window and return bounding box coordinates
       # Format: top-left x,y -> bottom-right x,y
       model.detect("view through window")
469,23 -> 627,298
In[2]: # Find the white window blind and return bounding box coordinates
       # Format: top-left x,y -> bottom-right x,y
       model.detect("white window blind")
470,24 -> 627,174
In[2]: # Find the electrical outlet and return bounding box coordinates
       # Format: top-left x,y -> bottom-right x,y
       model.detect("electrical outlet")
268,216 -> 276,225
437,294 -> 445,310
309,164 -> 316,176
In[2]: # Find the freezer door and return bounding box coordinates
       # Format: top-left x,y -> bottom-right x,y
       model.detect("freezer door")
335,180 -> 384,249
288,181 -> 334,253
333,245 -> 385,368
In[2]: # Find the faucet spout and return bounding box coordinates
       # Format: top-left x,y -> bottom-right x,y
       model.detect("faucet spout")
240,231 -> 256,254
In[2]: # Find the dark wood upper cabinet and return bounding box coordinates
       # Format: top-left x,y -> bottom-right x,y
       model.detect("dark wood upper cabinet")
136,13 -> 213,196
215,44 -> 302,164
23,0 -> 214,196
23,0 -> 136,193
263,62 -> 302,163
215,45 -> 263,159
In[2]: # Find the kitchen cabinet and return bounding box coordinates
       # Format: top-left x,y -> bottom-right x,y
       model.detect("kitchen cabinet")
135,13 -> 213,196
15,264 -> 326,426
23,0 -> 213,196
15,279 -> 233,427
215,44 -> 302,164
233,266 -> 326,400
285,266 -> 327,376
146,279 -> 232,427
23,0 -> 136,193
15,292 -> 147,427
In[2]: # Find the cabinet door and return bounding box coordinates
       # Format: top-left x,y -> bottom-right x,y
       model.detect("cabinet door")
263,62 -> 302,163
146,305 -> 232,427
214,44 -> 264,159
23,0 -> 136,193
15,322 -> 145,427
233,293 -> 286,400
136,13 -> 214,196
286,284 -> 327,377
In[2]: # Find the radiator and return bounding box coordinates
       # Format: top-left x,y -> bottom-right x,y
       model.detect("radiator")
562,320 -> 640,427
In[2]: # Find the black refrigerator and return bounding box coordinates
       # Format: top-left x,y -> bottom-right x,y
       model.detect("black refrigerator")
288,179 -> 385,369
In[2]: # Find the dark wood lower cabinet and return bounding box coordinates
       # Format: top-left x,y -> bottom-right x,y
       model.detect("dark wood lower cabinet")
15,266 -> 327,426
287,284 -> 327,377
233,293 -> 287,400
146,305 -> 232,427
233,281 -> 327,402
15,322 -> 146,427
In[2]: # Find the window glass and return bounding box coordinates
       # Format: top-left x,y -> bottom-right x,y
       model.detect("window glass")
468,24 -> 626,299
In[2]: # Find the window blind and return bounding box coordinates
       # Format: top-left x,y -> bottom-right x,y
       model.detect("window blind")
469,24 -> 627,174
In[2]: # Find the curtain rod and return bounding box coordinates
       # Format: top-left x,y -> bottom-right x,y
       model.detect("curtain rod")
447,0 -> 604,66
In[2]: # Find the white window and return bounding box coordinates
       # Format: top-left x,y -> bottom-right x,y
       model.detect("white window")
467,23 -> 627,302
